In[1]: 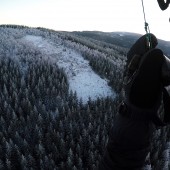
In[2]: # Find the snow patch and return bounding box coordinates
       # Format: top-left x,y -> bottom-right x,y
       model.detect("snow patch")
22,35 -> 116,103
69,71 -> 114,103
119,34 -> 124,37
23,35 -> 62,55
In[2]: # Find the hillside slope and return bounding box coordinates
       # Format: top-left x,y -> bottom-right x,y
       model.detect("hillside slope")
0,25 -> 123,170
0,25 -> 169,170
73,31 -> 170,56
21,35 -> 115,103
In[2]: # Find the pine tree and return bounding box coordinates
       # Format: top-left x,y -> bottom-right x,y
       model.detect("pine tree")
77,158 -> 83,170
21,154 -> 28,170
6,158 -> 12,170
66,156 -> 73,170
0,159 -> 5,170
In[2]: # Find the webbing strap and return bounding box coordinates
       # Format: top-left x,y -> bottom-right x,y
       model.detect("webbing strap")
141,0 -> 152,49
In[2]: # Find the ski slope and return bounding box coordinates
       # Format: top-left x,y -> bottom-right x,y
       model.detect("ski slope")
22,35 -> 116,103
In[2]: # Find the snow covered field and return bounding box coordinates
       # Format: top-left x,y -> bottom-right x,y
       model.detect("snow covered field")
22,35 -> 116,103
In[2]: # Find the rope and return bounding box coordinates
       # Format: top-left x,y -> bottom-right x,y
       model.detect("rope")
141,0 -> 147,24
141,0 -> 152,49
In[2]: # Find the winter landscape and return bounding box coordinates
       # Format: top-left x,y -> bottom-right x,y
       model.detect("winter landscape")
0,25 -> 170,170
22,35 -> 115,103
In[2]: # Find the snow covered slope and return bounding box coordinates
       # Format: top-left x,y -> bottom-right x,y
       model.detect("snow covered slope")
22,35 -> 116,103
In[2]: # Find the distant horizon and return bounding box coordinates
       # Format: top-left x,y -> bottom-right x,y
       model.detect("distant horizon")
1,23 -> 170,42
0,0 -> 169,41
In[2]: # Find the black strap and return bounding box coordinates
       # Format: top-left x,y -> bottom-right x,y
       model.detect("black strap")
119,101 -> 167,126
163,87 -> 170,124
148,87 -> 170,127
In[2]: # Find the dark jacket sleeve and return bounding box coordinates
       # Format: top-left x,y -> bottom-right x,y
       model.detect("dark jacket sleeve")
162,55 -> 170,86
98,115 -> 153,170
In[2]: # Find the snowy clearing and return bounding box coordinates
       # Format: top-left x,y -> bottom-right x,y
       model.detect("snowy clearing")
22,35 -> 116,103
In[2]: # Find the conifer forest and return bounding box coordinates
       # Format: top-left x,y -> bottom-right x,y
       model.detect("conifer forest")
0,25 -> 170,170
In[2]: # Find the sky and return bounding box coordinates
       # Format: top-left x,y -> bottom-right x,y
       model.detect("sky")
0,0 -> 170,41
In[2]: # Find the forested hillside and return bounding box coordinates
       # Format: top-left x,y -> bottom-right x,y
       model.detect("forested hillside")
73,31 -> 170,57
0,25 -> 169,170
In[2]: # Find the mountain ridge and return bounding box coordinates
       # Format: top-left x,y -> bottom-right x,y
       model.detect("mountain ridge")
72,30 -> 170,56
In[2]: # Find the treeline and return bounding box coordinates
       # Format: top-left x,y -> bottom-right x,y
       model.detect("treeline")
72,31 -> 128,55
58,31 -> 127,60
0,24 -> 29,29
